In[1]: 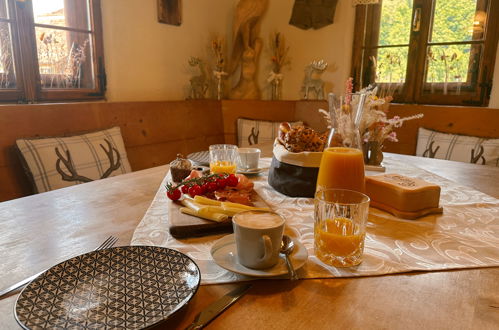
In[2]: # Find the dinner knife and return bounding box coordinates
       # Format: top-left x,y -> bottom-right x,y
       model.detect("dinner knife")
185,284 -> 251,329
0,271 -> 44,299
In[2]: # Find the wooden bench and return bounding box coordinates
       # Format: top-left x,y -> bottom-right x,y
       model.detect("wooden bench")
1,100 -> 497,202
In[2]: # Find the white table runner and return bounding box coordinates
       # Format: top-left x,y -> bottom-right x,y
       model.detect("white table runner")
131,157 -> 499,284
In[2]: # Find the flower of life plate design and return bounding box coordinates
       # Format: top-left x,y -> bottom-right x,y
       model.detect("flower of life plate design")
15,246 -> 200,329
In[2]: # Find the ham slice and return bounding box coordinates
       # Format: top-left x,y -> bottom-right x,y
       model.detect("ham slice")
235,174 -> 254,191
215,189 -> 252,205
184,169 -> 202,181
214,174 -> 253,205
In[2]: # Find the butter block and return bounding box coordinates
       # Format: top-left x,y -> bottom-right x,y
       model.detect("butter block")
365,174 -> 441,213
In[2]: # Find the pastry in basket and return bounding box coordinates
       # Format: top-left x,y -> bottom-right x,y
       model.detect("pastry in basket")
278,122 -> 328,152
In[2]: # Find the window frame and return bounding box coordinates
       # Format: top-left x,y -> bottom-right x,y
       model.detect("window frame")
351,0 -> 499,106
0,0 -> 105,103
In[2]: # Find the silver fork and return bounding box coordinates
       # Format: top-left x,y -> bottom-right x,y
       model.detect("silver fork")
0,235 -> 119,300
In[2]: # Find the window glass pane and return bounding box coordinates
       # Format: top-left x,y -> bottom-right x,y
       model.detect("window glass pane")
33,0 -> 90,31
36,27 -> 94,89
374,46 -> 409,84
379,0 -> 413,46
0,22 -> 16,88
431,0 -> 487,42
424,44 -> 482,94
0,0 -> 9,19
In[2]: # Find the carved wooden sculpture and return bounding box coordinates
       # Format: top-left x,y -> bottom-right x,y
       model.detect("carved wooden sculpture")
229,0 -> 269,99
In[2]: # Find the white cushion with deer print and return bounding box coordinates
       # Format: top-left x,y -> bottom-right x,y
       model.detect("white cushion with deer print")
416,127 -> 499,167
237,118 -> 303,148
16,126 -> 132,193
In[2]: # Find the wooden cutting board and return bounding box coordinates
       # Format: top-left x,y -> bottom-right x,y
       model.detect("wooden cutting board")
168,190 -> 270,239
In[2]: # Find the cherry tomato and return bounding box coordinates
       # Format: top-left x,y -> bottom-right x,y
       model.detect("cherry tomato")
199,183 -> 208,194
216,178 -> 227,189
189,185 -> 202,198
166,188 -> 181,201
181,185 -> 189,194
207,181 -> 218,192
226,174 -> 238,187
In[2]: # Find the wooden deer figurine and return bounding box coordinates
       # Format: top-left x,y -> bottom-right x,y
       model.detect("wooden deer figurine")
302,60 -> 328,100
188,57 -> 208,99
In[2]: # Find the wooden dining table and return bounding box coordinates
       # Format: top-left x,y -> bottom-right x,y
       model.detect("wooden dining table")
0,153 -> 498,330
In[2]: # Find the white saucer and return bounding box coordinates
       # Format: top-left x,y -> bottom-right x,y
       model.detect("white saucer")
237,168 -> 265,175
210,234 -> 308,277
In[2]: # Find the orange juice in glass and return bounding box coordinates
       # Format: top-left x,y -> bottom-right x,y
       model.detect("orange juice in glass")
316,147 -> 365,193
210,161 -> 237,174
314,189 -> 370,267
209,144 -> 238,174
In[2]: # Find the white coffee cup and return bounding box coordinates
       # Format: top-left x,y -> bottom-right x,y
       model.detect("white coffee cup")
232,210 -> 285,269
238,148 -> 261,170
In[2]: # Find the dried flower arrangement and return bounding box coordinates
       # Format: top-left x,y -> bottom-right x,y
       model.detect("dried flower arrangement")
211,38 -> 225,74
358,84 -> 424,146
269,32 -> 289,75
268,32 -> 290,100
319,79 -> 424,151
318,78 -> 365,148
38,31 -> 89,89
211,37 -> 227,100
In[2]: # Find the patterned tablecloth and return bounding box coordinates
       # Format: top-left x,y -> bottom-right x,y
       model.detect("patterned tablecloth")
131,157 -> 499,285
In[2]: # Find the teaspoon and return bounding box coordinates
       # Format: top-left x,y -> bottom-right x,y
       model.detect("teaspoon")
280,235 -> 299,280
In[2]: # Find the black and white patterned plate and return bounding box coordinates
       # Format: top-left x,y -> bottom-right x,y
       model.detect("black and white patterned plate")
187,151 -> 210,166
15,246 -> 200,329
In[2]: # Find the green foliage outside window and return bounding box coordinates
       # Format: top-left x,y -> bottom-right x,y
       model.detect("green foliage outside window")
376,0 -> 479,85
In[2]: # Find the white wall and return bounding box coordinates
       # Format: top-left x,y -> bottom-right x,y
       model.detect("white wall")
257,0 -> 355,100
101,0 -> 232,102
101,0 -> 499,107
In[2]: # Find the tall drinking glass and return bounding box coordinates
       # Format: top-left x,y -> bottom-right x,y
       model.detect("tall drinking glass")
314,189 -> 370,267
209,144 -> 238,174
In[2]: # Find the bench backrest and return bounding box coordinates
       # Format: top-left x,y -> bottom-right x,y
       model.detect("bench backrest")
1,100 -> 497,201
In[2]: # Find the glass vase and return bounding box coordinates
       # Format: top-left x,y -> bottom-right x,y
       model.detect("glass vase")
363,141 -> 384,166
270,78 -> 282,100
317,93 -> 367,193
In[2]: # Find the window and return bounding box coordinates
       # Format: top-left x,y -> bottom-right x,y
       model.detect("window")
0,0 -> 105,103
351,0 -> 499,106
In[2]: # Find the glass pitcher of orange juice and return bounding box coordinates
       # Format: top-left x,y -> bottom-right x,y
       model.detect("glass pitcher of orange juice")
316,93 -> 367,193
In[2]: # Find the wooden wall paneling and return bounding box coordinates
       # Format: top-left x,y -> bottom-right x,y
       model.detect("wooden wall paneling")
97,100 -> 223,148
0,103 -> 105,201
1,100 -> 496,202
294,100 -> 328,132
221,100 -> 296,145
0,100 -> 224,202
383,104 -> 499,155
0,164 -> 31,201
126,135 -> 225,171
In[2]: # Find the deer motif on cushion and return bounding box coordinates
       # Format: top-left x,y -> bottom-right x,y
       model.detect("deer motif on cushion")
248,127 -> 259,145
470,146 -> 486,165
55,139 -> 121,183
422,141 -> 439,158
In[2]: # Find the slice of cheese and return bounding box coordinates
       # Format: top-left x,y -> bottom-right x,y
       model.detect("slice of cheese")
365,174 -> 441,213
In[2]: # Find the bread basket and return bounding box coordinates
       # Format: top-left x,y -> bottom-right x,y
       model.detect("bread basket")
268,140 -> 322,197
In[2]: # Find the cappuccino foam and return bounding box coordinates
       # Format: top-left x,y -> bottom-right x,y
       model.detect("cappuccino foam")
234,211 -> 284,229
